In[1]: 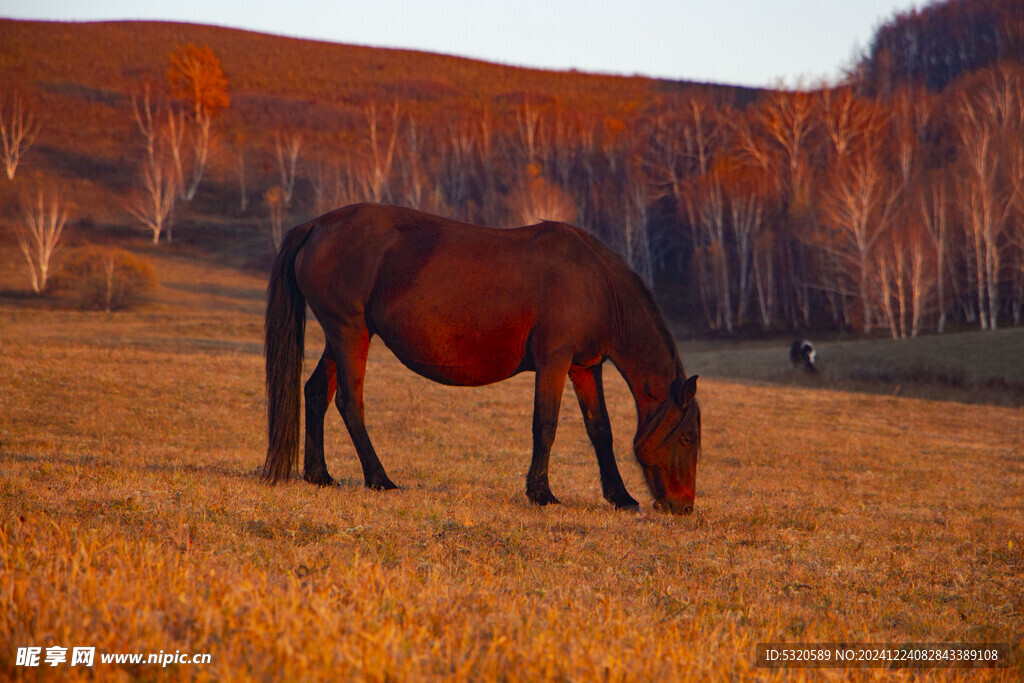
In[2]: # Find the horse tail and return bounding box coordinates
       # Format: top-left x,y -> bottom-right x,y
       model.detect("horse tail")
262,222 -> 315,484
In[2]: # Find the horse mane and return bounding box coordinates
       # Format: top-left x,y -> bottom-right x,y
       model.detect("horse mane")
613,258 -> 681,368
556,223 -> 681,371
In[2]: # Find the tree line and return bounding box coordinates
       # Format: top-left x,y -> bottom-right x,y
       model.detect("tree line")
230,64 -> 1023,338
855,0 -> 1024,94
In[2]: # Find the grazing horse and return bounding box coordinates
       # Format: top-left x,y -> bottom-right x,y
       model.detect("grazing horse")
262,203 -> 701,514
790,339 -> 817,372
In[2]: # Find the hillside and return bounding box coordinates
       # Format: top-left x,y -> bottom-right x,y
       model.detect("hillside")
0,19 -> 756,239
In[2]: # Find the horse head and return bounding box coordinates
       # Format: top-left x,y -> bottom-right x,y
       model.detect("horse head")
634,375 -> 700,515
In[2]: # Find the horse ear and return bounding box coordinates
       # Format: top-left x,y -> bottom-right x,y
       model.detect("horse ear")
674,375 -> 698,406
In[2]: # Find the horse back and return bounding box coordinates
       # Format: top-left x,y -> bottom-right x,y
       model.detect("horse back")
294,204 -> 618,384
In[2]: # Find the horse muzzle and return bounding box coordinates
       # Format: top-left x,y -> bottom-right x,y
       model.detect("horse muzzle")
653,497 -> 694,515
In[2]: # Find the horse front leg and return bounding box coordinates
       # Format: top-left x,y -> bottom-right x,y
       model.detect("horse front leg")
569,364 -> 638,510
526,358 -> 571,506
302,348 -> 336,486
331,328 -> 398,491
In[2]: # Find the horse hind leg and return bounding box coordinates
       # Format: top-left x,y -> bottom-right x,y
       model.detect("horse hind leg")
569,365 -> 638,510
303,348 -> 337,486
331,327 -> 398,491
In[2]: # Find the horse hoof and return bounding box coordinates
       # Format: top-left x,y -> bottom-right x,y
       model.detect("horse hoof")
367,478 -> 399,491
304,472 -> 335,487
526,490 -> 561,506
609,496 -> 640,511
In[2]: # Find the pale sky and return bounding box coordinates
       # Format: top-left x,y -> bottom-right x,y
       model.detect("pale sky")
1,0 -> 925,87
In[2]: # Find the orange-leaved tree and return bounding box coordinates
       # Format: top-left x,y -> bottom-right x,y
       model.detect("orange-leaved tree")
167,43 -> 229,201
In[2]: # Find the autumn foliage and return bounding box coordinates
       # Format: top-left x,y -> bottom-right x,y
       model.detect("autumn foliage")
167,42 -> 230,120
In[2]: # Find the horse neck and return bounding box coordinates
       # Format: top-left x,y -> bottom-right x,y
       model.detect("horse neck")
606,300 -> 680,432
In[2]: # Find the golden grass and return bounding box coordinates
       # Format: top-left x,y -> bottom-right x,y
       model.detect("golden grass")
1,251 -> 1022,680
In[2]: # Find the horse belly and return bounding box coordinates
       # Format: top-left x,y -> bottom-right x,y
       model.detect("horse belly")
373,306 -> 534,387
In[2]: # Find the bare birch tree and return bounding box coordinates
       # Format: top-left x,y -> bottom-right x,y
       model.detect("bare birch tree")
721,158 -> 768,327
311,153 -> 368,215
515,102 -> 542,165
687,168 -> 731,332
622,181 -> 653,288
681,96 -> 720,178
819,86 -> 885,164
918,170 -> 950,332
265,186 -> 285,250
475,107 -> 503,225
127,151 -> 177,244
753,231 -> 777,329
547,107 -> 576,190
364,102 -> 400,203
874,237 -> 903,339
644,109 -> 689,220
131,88 -> 159,169
874,225 -> 934,339
399,117 -> 427,210
738,88 -> 819,327
954,82 -> 1017,331
438,117 -> 478,220
0,94 -> 40,180
165,108 -> 189,201
15,187 -> 67,293
310,155 -> 335,216
907,228 -> 933,337
751,88 -> 818,202
128,89 -> 177,244
274,131 -> 303,205
890,86 -> 932,187
819,141 -> 901,334
731,116 -> 781,328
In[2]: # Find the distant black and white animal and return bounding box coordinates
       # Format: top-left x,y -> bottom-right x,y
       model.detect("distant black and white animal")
790,340 -> 817,372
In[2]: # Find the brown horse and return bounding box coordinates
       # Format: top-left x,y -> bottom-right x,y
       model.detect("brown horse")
262,203 -> 701,514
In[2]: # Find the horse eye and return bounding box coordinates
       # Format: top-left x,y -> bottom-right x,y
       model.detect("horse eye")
679,434 -> 692,446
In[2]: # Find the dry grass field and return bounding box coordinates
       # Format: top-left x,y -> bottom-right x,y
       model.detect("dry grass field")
1,249 -> 1022,680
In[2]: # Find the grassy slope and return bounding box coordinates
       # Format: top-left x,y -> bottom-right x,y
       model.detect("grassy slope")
1,253 -> 1022,679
